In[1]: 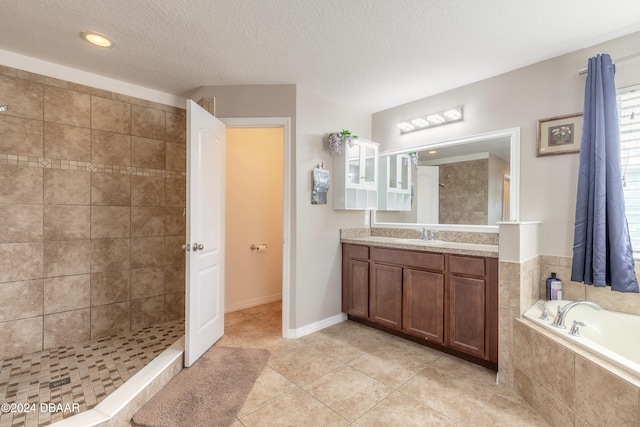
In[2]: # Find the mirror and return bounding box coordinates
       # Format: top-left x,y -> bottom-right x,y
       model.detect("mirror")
373,128 -> 520,231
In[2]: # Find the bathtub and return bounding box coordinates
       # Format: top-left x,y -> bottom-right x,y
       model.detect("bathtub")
523,300 -> 640,377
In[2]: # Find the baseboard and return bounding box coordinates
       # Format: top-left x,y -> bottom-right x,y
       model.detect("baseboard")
285,312 -> 347,338
225,294 -> 282,313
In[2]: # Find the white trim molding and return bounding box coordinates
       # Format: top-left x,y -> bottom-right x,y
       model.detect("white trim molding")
219,117 -> 293,339
285,313 -> 348,339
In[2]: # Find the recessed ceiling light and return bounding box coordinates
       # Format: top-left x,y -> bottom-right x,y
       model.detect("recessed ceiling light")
428,150 -> 437,154
80,31 -> 114,48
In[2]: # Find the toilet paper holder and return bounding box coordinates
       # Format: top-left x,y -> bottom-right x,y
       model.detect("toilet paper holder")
250,243 -> 268,251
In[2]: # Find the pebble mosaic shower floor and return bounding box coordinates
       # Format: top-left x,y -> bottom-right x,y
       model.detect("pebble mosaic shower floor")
0,320 -> 184,427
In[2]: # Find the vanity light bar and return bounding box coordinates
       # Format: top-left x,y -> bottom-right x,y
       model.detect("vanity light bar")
398,107 -> 463,134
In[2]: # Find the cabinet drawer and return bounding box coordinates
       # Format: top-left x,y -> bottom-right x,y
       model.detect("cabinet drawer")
371,247 -> 444,271
450,255 -> 485,277
348,244 -> 370,260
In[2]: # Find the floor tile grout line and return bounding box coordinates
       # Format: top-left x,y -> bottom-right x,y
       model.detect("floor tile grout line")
236,384 -> 301,422
298,384 -> 351,424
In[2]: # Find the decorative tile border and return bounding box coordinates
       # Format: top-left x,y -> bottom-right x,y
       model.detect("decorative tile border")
0,153 -> 186,179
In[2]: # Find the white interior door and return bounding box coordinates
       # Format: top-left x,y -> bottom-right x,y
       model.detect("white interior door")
185,100 -> 225,367
417,166 -> 439,223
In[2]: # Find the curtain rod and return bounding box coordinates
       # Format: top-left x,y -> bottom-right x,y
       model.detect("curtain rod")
578,52 -> 640,75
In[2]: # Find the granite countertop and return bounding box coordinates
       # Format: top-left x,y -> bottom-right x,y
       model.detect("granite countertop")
340,235 -> 499,258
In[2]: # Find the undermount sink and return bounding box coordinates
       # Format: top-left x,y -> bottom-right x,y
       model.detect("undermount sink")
393,238 -> 445,245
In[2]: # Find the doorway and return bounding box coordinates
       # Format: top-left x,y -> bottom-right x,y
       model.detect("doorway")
221,117 -> 291,337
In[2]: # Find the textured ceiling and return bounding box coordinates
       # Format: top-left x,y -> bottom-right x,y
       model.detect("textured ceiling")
2,0 -> 640,113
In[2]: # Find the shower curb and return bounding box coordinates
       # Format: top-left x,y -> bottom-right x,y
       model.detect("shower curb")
48,336 -> 185,427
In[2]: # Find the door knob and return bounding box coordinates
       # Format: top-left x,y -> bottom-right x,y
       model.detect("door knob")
192,243 -> 204,251
197,243 -> 204,251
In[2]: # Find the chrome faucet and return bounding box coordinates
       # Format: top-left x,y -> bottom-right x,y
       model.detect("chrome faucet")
536,302 -> 549,321
552,300 -> 602,329
419,228 -> 426,240
419,228 -> 435,241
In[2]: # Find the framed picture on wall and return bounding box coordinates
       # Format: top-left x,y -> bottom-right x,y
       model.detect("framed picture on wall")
536,113 -> 583,157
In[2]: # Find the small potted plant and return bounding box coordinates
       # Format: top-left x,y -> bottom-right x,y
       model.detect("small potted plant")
328,129 -> 358,155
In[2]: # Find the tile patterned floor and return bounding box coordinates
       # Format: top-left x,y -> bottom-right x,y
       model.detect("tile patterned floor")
220,302 -> 550,427
0,320 -> 184,427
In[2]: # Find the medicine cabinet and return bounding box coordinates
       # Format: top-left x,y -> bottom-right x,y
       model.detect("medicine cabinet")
333,138 -> 379,210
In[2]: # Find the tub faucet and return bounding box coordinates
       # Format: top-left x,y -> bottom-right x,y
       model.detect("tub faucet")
552,300 -> 602,329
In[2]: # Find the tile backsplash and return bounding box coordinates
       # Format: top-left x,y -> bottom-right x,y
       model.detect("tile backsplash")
0,66 -> 186,359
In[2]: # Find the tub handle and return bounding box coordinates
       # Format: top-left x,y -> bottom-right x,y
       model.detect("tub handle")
569,320 -> 586,337
536,302 -> 549,321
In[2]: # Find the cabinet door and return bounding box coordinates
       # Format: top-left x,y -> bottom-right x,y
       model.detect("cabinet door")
346,142 -> 362,187
346,140 -> 378,189
362,142 -> 378,188
448,275 -> 486,357
370,263 -> 403,330
399,154 -> 410,191
403,268 -> 444,344
346,258 -> 370,318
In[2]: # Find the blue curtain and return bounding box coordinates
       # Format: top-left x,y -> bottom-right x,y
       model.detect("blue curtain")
571,53 -> 639,293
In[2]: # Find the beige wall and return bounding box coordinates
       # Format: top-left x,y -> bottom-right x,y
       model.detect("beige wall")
373,31 -> 640,257
295,85 -> 372,328
225,127 -> 284,311
0,66 -> 186,359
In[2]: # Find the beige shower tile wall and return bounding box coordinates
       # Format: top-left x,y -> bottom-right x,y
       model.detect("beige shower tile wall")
439,159 -> 488,225
0,67 -> 186,360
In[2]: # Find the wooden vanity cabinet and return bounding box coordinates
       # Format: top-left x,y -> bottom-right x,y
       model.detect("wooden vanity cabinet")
370,262 -> 403,329
342,244 -> 370,318
342,243 -> 498,367
448,255 -> 498,362
403,268 -> 445,344
370,247 -> 445,342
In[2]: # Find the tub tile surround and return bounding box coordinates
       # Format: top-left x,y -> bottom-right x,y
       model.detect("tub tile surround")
0,66 -> 187,360
502,221 -> 640,426
513,319 -> 640,427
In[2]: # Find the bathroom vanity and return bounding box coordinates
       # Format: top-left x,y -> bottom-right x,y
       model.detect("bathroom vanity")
341,236 -> 498,369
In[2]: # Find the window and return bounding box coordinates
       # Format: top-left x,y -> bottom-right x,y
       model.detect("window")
618,86 -> 640,252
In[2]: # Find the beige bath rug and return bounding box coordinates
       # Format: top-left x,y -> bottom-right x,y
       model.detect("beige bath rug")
131,346 -> 270,427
